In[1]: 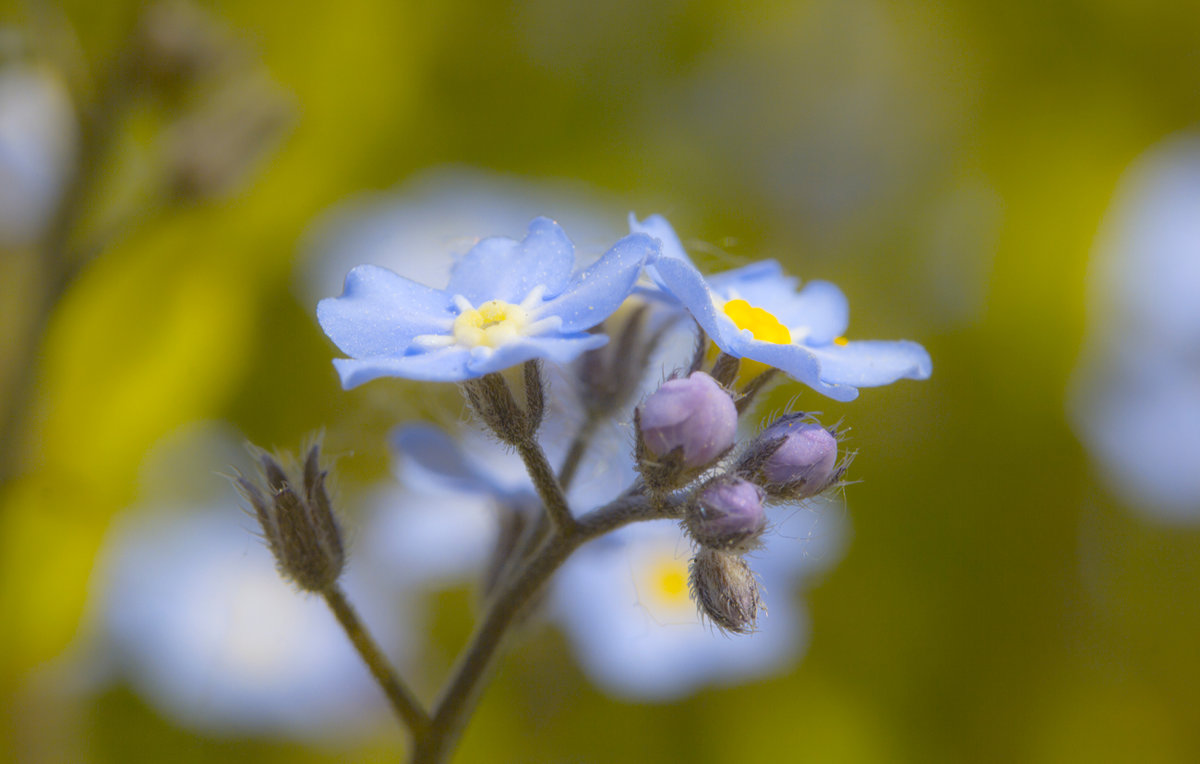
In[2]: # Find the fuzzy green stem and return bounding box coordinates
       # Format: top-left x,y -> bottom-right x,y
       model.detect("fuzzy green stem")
413,489 -> 683,763
322,585 -> 430,741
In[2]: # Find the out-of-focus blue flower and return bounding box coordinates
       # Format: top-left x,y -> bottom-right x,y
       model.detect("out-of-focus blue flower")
0,65 -> 76,248
95,502 -> 401,737
630,214 -> 931,401
551,505 -> 845,701
317,217 -> 658,386
300,168 -> 628,307
1072,136 -> 1200,521
362,424 -> 537,586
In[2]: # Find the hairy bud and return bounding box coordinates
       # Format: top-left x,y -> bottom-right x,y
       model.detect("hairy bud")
636,371 -> 737,490
686,477 -> 767,553
688,548 -> 763,634
738,414 -> 841,499
234,441 -> 344,592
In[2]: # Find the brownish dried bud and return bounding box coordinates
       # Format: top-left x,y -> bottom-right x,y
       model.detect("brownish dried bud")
162,73 -> 292,200
688,548 -> 763,635
234,440 -> 344,592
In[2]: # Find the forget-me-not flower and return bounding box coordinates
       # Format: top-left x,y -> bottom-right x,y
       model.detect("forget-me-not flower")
1071,135 -> 1200,521
0,65 -> 76,248
95,502 -> 401,738
317,217 -> 658,386
552,505 -> 845,700
630,214 -> 931,401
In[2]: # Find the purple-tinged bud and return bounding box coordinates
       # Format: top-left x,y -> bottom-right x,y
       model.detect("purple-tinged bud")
739,414 -> 841,498
688,548 -> 762,634
638,371 -> 737,468
763,419 -> 838,485
686,477 -> 767,553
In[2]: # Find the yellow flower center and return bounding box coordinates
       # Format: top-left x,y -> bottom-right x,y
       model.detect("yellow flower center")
722,299 -> 791,344
653,563 -> 688,602
452,300 -> 531,348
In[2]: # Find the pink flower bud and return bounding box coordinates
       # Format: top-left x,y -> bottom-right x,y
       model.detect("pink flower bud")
638,371 -> 737,468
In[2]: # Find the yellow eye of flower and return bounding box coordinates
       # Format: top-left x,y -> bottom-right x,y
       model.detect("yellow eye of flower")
453,300 -> 531,347
647,559 -> 689,605
722,299 -> 792,344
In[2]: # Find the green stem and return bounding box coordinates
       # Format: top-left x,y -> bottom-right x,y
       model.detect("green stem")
323,585 -> 430,741
515,439 -> 574,532
413,489 -> 682,763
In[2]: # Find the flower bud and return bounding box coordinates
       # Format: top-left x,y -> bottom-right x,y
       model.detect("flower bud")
638,371 -> 737,467
739,414 -> 840,498
688,548 -> 762,634
686,477 -> 767,553
234,441 -> 344,592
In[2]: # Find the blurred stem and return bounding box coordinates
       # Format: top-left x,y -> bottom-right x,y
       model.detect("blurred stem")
414,487 -> 683,764
556,414 -> 599,492
323,585 -> 430,741
515,438 -> 574,532
0,41 -> 136,487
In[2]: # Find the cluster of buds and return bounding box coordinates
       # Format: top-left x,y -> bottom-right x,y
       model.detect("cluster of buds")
233,441 -> 345,593
634,368 -> 845,633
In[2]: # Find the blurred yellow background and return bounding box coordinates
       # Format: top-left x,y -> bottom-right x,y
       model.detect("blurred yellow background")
2,0 -> 1200,761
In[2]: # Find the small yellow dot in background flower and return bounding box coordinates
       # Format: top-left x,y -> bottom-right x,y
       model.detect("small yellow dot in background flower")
648,558 -> 690,605
834,336 -> 849,346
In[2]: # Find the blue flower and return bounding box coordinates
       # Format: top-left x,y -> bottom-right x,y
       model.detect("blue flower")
0,65 -> 76,247
96,502 -> 404,738
317,217 -> 659,386
551,505 -> 845,700
1071,135 -> 1200,521
630,214 -> 932,401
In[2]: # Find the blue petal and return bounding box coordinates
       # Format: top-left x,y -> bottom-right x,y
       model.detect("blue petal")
317,265 -> 454,358
467,333 -> 609,376
706,260 -> 791,298
390,424 -> 507,496
539,233 -> 658,332
332,348 -> 473,386
629,213 -> 692,264
445,217 -> 576,304
739,340 -> 860,402
778,280 -> 849,345
648,254 -> 730,345
807,340 -> 932,388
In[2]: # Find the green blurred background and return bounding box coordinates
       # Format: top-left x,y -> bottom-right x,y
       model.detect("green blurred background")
2,0 -> 1200,761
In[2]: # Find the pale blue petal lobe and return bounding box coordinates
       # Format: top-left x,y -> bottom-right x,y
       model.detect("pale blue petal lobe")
317,265 -> 454,357
446,217 -> 575,304
808,340 -> 932,388
333,349 -> 473,386
391,425 -> 503,495
630,213 -> 691,264
741,341 -> 860,402
468,334 -> 608,376
649,255 -> 728,344
707,260 -> 790,297
540,233 -> 658,332
778,280 -> 849,344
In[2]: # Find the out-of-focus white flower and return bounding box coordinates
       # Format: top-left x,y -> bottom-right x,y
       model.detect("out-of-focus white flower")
1071,135 -> 1200,522
551,504 -> 846,701
0,65 -> 76,248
